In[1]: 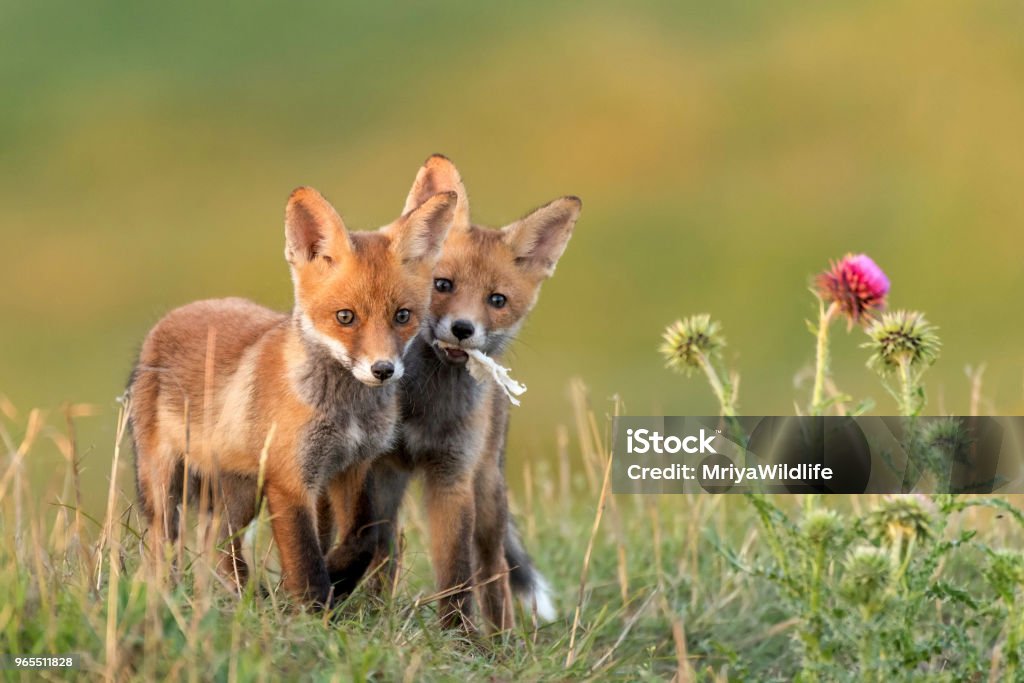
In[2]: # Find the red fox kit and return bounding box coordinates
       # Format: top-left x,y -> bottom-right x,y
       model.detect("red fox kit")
327,156 -> 580,630
129,185 -> 456,605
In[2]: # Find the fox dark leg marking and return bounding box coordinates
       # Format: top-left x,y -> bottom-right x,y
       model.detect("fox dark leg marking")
323,466 -> 376,598
365,461 -> 411,593
316,494 -> 335,553
265,484 -> 330,607
328,459 -> 411,597
473,463 -> 514,632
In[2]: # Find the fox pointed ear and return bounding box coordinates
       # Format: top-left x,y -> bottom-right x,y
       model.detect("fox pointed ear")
502,196 -> 582,278
284,187 -> 353,267
403,154 -> 470,230
391,190 -> 457,265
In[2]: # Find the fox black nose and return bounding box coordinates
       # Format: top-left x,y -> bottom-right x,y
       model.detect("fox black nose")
371,361 -> 395,381
451,319 -> 475,340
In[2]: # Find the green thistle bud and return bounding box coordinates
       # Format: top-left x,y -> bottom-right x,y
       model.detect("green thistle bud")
867,495 -> 935,546
659,314 -> 725,377
922,418 -> 973,465
801,509 -> 844,549
862,310 -> 941,375
841,545 -> 891,606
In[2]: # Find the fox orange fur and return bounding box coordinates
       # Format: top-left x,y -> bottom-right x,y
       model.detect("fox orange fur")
326,156 -> 580,631
129,185 -> 455,606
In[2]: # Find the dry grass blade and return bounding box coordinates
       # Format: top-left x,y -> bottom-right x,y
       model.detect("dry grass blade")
600,395 -> 629,606
0,408 -> 43,505
565,430 -> 614,668
557,424 -> 571,501
671,616 -> 695,683
570,379 -> 599,493
415,569 -> 507,606
524,459 -> 536,541
62,404 -> 89,567
988,643 -> 1002,682
733,617 -> 799,649
966,364 -> 986,417
0,394 -> 17,421
589,589 -> 658,673
104,396 -> 131,677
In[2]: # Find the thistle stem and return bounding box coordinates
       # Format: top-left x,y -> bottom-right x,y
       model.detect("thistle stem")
810,301 -> 838,416
1007,595 -> 1022,679
897,357 -> 915,417
696,351 -> 735,417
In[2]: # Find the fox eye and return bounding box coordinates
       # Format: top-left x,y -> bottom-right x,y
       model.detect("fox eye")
488,293 -> 507,309
336,309 -> 355,326
434,278 -> 453,293
395,309 -> 411,325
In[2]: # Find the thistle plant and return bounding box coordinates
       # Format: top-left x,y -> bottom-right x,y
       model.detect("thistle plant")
985,550 -> 1024,678
809,254 -> 889,415
801,505 -> 845,672
840,544 -> 892,610
863,310 -> 941,416
867,495 -> 935,578
801,508 -> 844,549
866,494 -> 935,549
921,418 -> 972,464
918,418 -> 972,490
660,314 -> 738,416
747,494 -> 1024,680
651,254 -> 1024,679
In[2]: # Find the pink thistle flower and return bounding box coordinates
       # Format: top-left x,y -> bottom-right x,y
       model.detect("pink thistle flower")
815,253 -> 889,326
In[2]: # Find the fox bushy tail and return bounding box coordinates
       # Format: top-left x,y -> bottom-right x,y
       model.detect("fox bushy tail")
504,519 -> 555,621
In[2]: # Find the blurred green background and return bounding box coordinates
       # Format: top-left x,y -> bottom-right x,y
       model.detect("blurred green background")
2,1 -> 1023,512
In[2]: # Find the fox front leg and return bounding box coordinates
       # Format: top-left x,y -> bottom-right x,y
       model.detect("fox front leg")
210,473 -> 258,591
323,465 -> 379,598
472,461 -> 515,633
327,461 -> 411,598
425,472 -> 477,631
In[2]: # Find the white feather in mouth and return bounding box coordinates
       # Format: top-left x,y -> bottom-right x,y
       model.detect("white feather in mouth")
434,340 -> 527,406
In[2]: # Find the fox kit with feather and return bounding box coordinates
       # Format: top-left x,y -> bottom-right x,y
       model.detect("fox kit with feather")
327,156 -> 580,631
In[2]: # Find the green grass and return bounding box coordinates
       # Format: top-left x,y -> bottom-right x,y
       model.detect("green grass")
1,385 -> 1021,682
